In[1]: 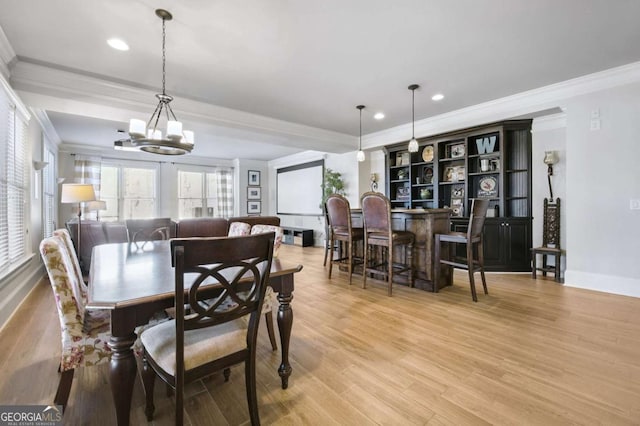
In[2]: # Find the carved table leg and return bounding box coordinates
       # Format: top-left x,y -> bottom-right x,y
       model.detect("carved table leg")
275,278 -> 294,389
108,333 -> 137,426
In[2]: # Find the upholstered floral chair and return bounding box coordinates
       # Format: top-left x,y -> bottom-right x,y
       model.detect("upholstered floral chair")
40,235 -> 111,410
226,222 -> 283,351
52,228 -> 86,296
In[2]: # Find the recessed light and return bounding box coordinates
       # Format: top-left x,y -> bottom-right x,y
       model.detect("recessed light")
374,112 -> 385,120
432,93 -> 444,101
107,38 -> 129,51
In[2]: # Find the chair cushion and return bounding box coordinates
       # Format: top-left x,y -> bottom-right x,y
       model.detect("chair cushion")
140,318 -> 247,375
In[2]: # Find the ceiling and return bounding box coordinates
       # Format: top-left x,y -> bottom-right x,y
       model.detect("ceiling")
2,0 -> 640,160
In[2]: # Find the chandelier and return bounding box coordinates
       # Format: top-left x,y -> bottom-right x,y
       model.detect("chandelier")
128,9 -> 194,155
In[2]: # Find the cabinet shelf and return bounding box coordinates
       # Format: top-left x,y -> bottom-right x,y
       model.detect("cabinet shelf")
390,179 -> 409,183
468,171 -> 500,177
439,181 -> 466,185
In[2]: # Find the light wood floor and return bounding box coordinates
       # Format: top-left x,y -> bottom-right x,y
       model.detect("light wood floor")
1,244 -> 640,425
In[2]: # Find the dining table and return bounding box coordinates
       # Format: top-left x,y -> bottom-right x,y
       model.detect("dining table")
87,240 -> 303,426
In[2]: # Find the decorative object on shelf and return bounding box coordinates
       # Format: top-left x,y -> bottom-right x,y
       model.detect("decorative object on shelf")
475,134 -> 497,154
478,176 -> 498,197
396,186 -> 410,201
247,200 -> 261,214
370,173 -> 378,191
543,150 -> 559,200
452,187 -> 464,198
443,166 -> 465,182
248,170 -> 261,186
400,152 -> 411,165
450,143 -> 465,158
395,152 -> 403,166
419,188 -> 432,199
480,158 -> 491,172
422,166 -> 433,183
491,158 -> 500,171
88,200 -> 107,221
247,187 -> 261,200
407,84 -> 420,153
128,9 -> 194,155
61,183 -> 96,265
421,145 -> 434,162
356,105 -> 366,162
451,198 -> 464,217
397,168 -> 408,180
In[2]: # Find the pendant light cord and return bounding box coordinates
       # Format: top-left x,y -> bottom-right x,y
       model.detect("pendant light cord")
412,88 -> 415,139
161,16 -> 167,96
359,107 -> 362,150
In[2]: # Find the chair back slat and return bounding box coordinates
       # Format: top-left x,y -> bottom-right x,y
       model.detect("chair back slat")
361,192 -> 391,234
467,199 -> 490,239
326,194 -> 352,232
542,198 -> 561,248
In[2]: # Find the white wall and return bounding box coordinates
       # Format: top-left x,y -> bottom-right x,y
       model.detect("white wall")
562,82 -> 640,296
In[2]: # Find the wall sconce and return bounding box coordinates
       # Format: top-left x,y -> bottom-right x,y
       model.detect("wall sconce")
543,151 -> 559,200
370,173 -> 378,191
32,160 -> 49,171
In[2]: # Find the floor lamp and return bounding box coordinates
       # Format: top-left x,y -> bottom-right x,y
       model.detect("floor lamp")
61,184 -> 96,268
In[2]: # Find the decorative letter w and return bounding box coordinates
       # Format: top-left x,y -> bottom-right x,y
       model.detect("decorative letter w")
476,136 -> 496,154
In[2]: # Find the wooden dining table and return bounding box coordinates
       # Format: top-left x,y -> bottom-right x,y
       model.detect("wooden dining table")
87,240 -> 303,426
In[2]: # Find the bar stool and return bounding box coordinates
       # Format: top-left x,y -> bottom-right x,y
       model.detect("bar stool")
361,192 -> 414,296
434,198 -> 489,302
326,194 -> 364,284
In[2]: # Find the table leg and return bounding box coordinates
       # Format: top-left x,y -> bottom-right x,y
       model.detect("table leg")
108,333 -> 137,426
275,277 -> 294,389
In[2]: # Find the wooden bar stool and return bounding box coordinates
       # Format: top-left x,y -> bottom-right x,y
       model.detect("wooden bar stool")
435,198 -> 490,302
326,194 -> 364,284
361,192 -> 414,296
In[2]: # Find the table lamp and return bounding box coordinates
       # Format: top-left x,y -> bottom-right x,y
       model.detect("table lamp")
543,151 -> 559,200
88,200 -> 107,221
61,184 -> 96,265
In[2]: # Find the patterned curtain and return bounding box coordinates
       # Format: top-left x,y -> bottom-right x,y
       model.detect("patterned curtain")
216,168 -> 234,218
73,155 -> 101,217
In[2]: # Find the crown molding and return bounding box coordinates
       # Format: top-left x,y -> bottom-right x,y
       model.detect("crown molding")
532,112 -> 567,132
364,61 -> 640,149
0,25 -> 15,80
30,108 -> 62,146
10,60 -> 355,152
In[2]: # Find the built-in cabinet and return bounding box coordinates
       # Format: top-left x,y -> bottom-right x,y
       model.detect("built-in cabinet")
384,120 -> 532,271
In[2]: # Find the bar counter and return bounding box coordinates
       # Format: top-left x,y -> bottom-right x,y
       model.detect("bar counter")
351,208 -> 452,292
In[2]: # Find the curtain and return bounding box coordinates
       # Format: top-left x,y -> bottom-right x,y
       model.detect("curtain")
73,155 -> 101,217
216,168 -> 234,218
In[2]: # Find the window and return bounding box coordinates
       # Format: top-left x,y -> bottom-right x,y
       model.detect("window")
42,146 -> 56,237
100,163 -> 158,221
0,82 -> 28,276
178,168 -> 234,218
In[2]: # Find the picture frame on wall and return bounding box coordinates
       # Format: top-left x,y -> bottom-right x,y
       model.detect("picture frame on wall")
247,201 -> 261,214
248,170 -> 261,186
247,187 -> 261,200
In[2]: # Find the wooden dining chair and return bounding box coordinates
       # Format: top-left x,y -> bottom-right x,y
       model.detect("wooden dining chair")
434,198 -> 490,302
126,218 -> 172,249
139,233 -> 275,425
326,194 -> 364,284
361,192 -> 414,296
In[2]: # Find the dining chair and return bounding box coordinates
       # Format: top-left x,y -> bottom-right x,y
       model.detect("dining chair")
326,194 -> 364,284
361,192 -> 414,296
531,198 -> 564,282
434,198 -> 490,302
52,228 -> 87,294
139,233 -> 275,425
39,235 -> 112,410
126,218 -> 172,249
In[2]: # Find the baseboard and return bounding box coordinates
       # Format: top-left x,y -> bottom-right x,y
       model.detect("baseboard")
564,270 -> 640,298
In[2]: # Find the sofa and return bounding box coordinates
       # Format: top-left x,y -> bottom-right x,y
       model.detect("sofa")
67,216 -> 280,273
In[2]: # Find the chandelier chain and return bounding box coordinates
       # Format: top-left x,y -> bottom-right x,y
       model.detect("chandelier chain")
161,16 -> 166,96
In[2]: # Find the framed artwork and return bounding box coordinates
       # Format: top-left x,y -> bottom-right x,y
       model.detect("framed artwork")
247,186 -> 261,200
248,170 -> 261,186
450,143 -> 466,158
247,201 -> 261,214
401,152 -> 411,165
443,166 -> 465,182
396,186 -> 410,201
395,152 -> 403,167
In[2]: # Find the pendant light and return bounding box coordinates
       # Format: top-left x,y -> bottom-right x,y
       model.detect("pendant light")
356,105 -> 366,162
128,9 -> 194,155
408,84 -> 420,153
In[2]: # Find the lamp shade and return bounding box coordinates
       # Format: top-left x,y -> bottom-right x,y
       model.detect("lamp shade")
61,184 -> 96,203
87,200 -> 107,211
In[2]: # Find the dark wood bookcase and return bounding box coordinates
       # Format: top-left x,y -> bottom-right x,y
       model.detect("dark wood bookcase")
383,119 -> 532,271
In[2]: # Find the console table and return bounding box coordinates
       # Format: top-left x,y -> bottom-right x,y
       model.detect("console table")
282,227 -> 314,247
